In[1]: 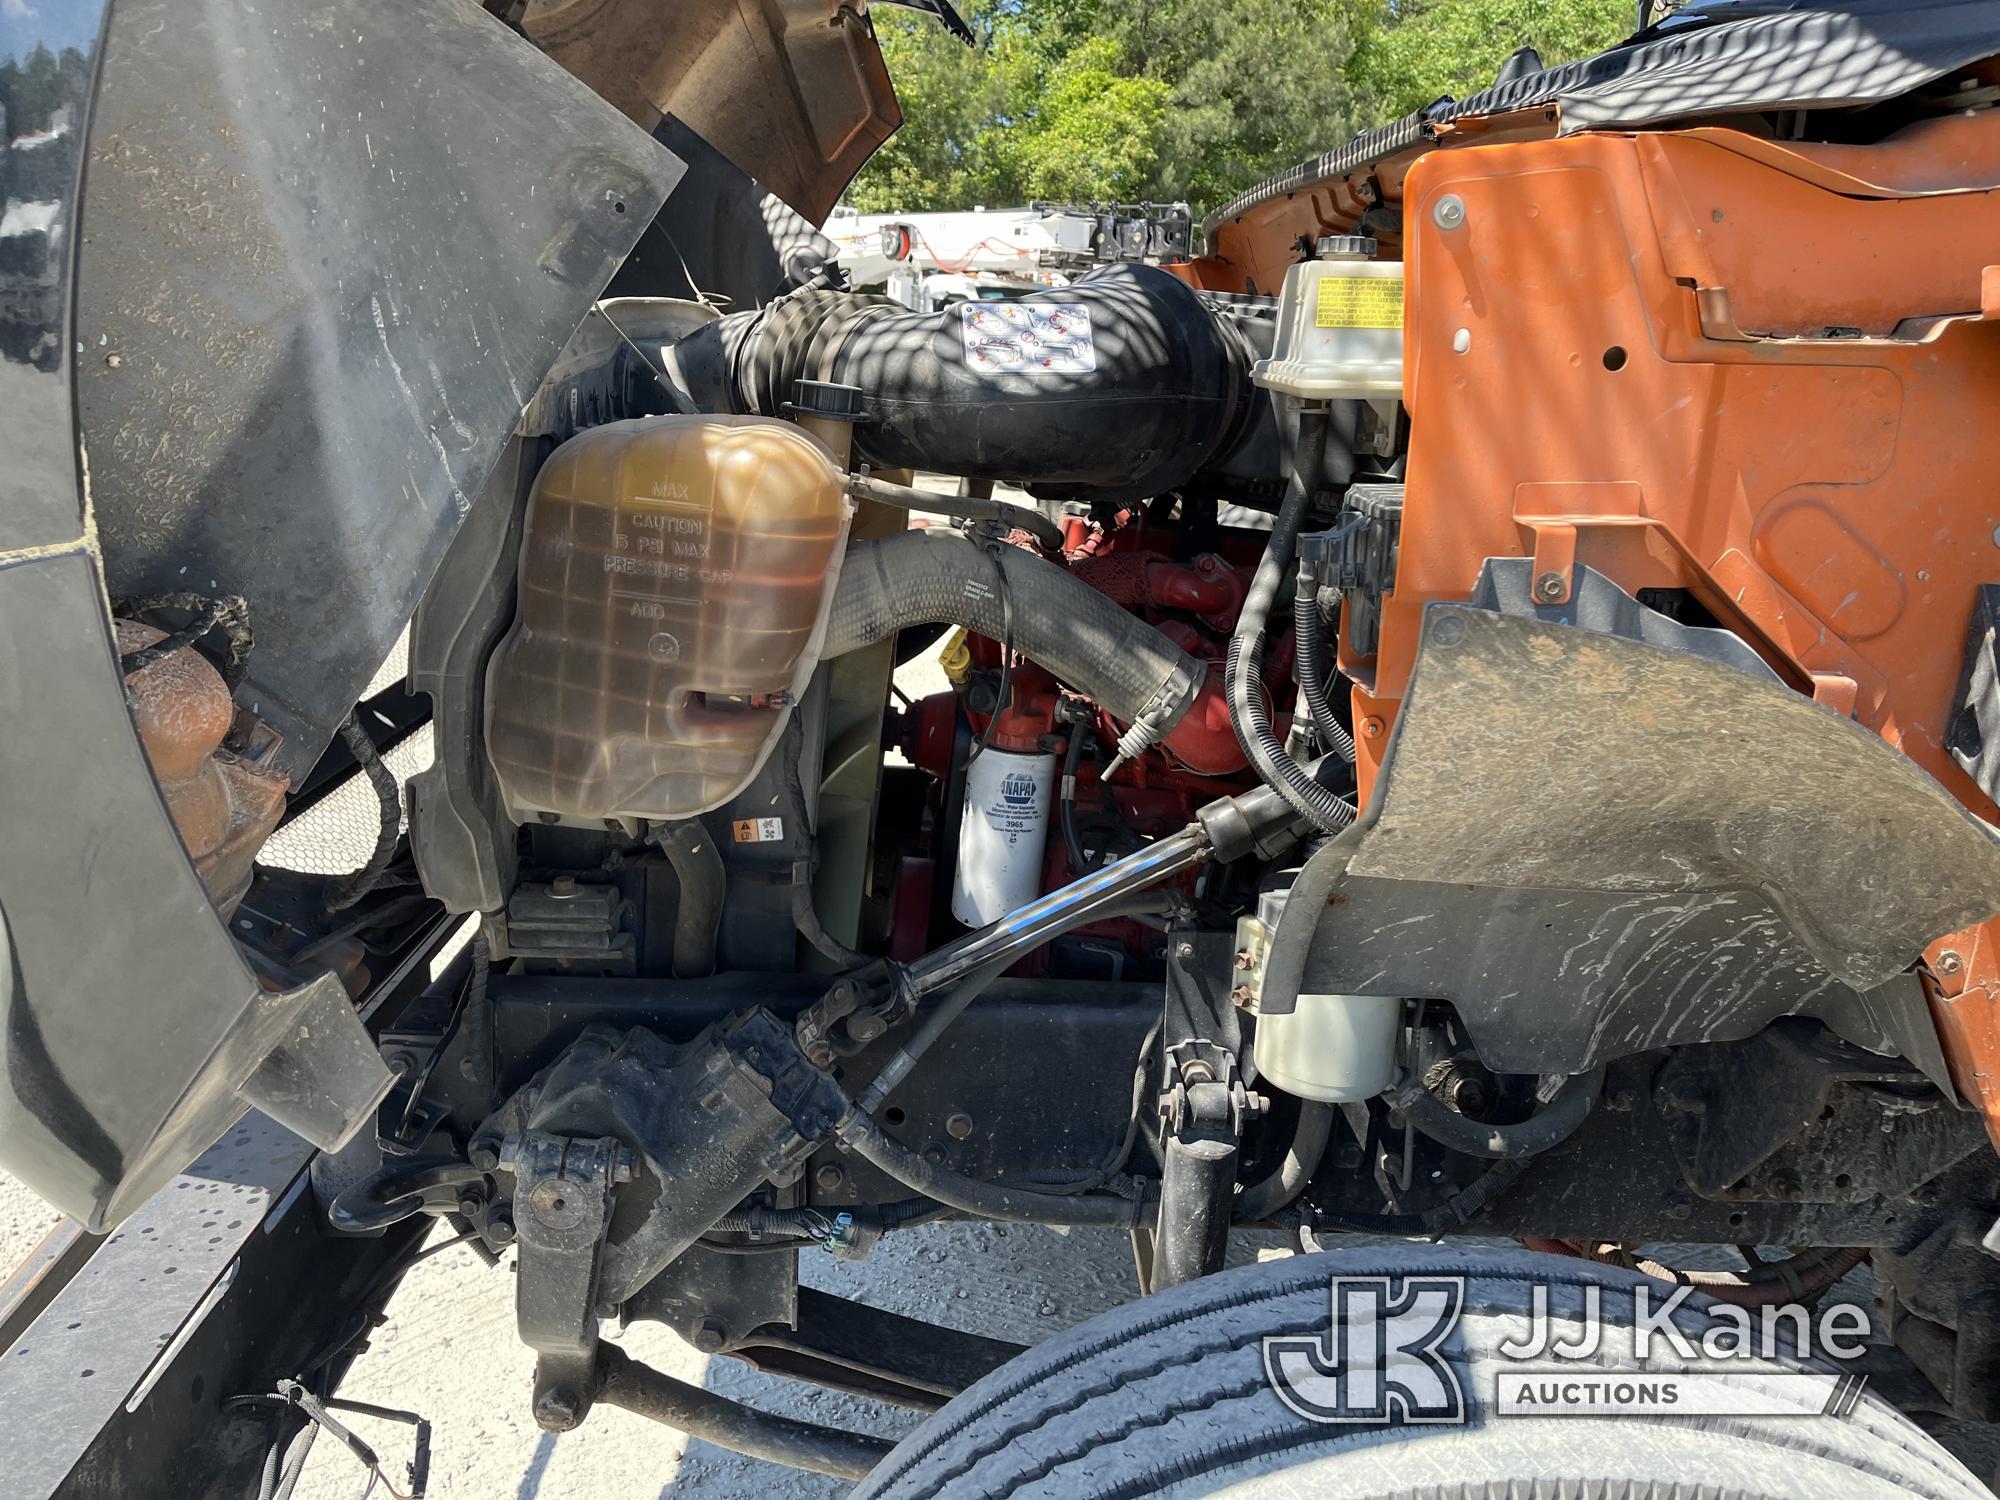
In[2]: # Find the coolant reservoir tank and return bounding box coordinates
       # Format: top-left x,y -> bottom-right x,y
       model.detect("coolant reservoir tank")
1253,235 -> 1403,400
485,415 -> 852,823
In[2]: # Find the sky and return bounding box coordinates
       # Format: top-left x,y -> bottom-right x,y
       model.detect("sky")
1,0 -> 105,68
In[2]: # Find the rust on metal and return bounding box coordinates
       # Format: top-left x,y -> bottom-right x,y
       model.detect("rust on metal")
117,619 -> 288,913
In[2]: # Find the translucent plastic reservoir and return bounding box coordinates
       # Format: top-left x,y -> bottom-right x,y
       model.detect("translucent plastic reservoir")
485,415 -> 852,824
1252,237 -> 1404,400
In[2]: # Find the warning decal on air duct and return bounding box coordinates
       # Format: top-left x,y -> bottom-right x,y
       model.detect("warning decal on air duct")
961,303 -> 1097,373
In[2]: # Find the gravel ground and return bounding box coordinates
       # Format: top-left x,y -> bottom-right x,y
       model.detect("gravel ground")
0,1160 -> 1280,1498
0,1171 -> 65,1279
284,1221 -> 1259,1500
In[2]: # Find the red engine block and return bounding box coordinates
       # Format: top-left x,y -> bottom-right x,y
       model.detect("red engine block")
894,518 -> 1294,966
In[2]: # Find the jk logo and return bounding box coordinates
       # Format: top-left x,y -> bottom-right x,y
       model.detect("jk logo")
1263,1276 -> 1467,1424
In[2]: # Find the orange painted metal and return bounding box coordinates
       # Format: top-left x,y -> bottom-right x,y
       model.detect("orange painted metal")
1191,113 -> 1559,297
1205,112 -> 2000,1145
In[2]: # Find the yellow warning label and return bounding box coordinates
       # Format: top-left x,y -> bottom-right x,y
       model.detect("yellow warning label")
1314,276 -> 1404,330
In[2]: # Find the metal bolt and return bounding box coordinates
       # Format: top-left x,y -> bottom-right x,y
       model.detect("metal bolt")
486,1210 -> 515,1245
469,1141 -> 500,1171
923,1145 -> 947,1166
1938,949 -> 1965,976
1229,985 -> 1256,1008
526,1179 -> 583,1229
692,1318 -> 728,1353
814,1162 -> 846,1192
533,1386 -> 582,1429
455,1189 -> 485,1218
550,873 -> 578,895
1175,942 -> 1195,962
1232,948 -> 1253,970
945,1112 -> 975,1140
1532,571 -> 1566,604
1433,194 -> 1466,230
1662,1192 -> 1693,1222
1361,716 -> 1386,738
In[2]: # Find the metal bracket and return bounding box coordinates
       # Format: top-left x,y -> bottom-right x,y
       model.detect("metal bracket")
1158,1042 -> 1261,1141
500,1131 -> 633,1430
1654,1023 -> 1984,1203
1146,930 -> 1260,1292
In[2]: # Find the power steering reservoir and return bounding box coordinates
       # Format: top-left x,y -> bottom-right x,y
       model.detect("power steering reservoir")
485,415 -> 852,824
1252,235 -> 1402,400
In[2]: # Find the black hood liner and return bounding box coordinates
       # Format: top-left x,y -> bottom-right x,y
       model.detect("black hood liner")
77,0 -> 684,779
1206,0 -> 2000,234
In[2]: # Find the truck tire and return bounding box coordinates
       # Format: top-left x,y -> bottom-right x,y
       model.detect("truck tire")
855,1244 -> 1985,1500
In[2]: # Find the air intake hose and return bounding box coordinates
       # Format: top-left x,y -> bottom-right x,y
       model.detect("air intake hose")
825,528 -> 1202,761
675,264 -> 1261,500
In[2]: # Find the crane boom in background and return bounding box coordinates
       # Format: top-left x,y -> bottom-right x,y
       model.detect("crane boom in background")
821,200 -> 1192,310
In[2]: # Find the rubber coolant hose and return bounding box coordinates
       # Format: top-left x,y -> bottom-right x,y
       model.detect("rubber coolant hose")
1235,1102 -> 1334,1222
1264,831 -> 1604,1165
825,528 -> 1200,750
1308,1157 -> 1528,1238
834,1109 -> 1148,1228
1392,1063 -> 1608,1160
652,821 -> 723,979
1225,406 -> 1356,834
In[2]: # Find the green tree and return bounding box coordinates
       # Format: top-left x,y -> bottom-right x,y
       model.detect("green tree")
1111,0 -> 1366,207
847,0 -> 1636,216
992,38 -> 1171,200
0,43 -> 65,137
848,1 -> 1021,212
1349,0 -> 1635,121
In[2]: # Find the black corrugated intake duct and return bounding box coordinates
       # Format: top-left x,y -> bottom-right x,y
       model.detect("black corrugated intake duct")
669,264 -> 1278,501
